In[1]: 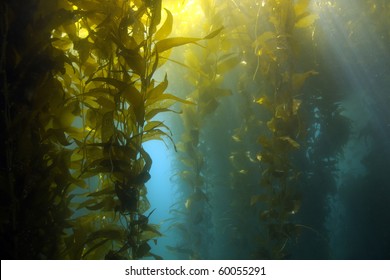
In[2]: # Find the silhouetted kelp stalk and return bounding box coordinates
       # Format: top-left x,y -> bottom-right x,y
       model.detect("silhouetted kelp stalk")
0,0 -> 78,259
224,0 -> 320,258
164,0 -> 236,259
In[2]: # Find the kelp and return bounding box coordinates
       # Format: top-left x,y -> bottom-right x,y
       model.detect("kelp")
0,0 -> 219,259
166,0 -> 236,259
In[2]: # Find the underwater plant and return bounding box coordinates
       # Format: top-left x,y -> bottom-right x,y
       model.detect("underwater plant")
164,0 -> 235,259
0,0 -> 220,260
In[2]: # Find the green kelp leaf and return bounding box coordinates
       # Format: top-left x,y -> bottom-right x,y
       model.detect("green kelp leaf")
266,118 -> 277,133
140,225 -> 162,242
294,0 -> 310,17
295,14 -> 319,28
88,187 -> 115,197
122,86 -> 144,126
146,75 -> 168,101
144,121 -> 171,135
95,96 -> 116,111
85,227 -> 124,245
155,37 -> 200,53
185,189 -> 209,209
292,98 -> 302,115
155,27 -> 223,53
76,198 -> 99,210
89,77 -> 127,90
154,9 -> 173,41
252,31 -> 276,49
278,136 -> 300,149
145,107 -> 179,121
217,55 -> 240,74
292,70 -> 319,92
82,238 -> 110,259
51,36 -> 73,51
118,48 -> 145,76
275,104 -> 290,120
142,129 -> 177,151
146,93 -> 195,108
203,26 -> 224,39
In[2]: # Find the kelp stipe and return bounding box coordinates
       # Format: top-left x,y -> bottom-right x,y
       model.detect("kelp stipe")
169,0 -> 237,259
223,0 -> 321,258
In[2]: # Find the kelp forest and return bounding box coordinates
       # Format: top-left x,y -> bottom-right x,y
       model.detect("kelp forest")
1,0 -> 390,260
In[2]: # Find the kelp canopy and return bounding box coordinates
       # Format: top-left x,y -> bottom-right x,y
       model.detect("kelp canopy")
1,0 -> 389,260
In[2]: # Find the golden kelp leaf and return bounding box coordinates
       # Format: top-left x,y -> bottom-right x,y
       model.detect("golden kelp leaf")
140,229 -> 162,242
292,98 -> 302,115
203,26 -> 224,39
78,28 -> 89,39
122,85 -> 142,107
146,75 -> 168,101
255,97 -> 266,105
266,118 -> 276,133
294,0 -> 310,17
95,96 -> 116,111
217,55 -> 240,74
149,92 -> 195,107
89,77 -> 126,90
231,134 -> 241,142
122,86 -> 144,126
142,129 -> 170,143
292,70 -> 319,92
118,48 -> 145,76
199,97 -> 219,116
154,9 -> 173,41
145,107 -> 177,121
51,36 -> 73,51
144,121 -> 166,133
155,37 -> 200,53
275,104 -> 290,120
279,136 -> 300,149
295,14 -> 319,28
185,189 -> 208,209
252,31 -> 276,49
185,198 -> 192,209
155,27 -> 223,53
85,227 -> 124,245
